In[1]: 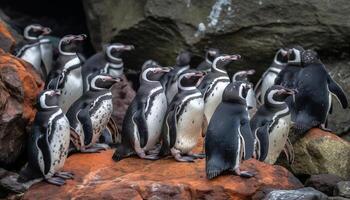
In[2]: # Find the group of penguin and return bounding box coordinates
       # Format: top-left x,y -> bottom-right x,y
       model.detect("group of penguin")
13,24 -> 348,185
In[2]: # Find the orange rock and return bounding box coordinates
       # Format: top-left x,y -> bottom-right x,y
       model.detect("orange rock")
0,20 -> 16,52
0,51 -> 43,166
23,139 -> 302,200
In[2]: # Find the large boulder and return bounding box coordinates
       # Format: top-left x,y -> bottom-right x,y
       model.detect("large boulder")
23,140 -> 302,199
262,187 -> 328,200
0,50 -> 44,168
291,128 -> 350,180
83,0 -> 350,73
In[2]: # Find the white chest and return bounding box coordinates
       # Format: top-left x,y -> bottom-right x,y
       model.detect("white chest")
90,98 -> 113,145
174,97 -> 204,153
204,81 -> 229,122
59,68 -> 83,113
21,45 -> 41,70
265,114 -> 291,164
261,71 -> 279,104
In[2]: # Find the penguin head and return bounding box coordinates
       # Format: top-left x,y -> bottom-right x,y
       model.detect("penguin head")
274,48 -> 289,65
36,89 -> 61,110
222,81 -> 252,104
206,48 -> 220,63
178,70 -> 205,90
232,69 -> 255,82
141,60 -> 161,71
287,45 -> 305,66
301,49 -> 321,66
24,24 -> 51,40
175,51 -> 191,67
212,54 -> 241,73
59,34 -> 87,55
265,85 -> 297,106
105,43 -> 134,63
89,73 -> 122,91
141,66 -> 170,83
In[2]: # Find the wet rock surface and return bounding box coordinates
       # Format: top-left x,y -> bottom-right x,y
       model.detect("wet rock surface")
291,128 -> 350,180
305,174 -> 344,196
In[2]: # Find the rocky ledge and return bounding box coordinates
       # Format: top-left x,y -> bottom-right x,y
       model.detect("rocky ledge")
23,150 -> 302,200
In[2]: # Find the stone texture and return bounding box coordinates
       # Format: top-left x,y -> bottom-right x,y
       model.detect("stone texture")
23,140 -> 302,200
111,75 -> 135,131
305,174 -> 344,196
263,187 -> 328,200
334,181 -> 350,198
291,128 -> 350,180
0,51 -> 44,168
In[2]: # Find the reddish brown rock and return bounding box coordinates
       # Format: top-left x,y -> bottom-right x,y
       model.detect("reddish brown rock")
111,75 -> 135,131
24,139 -> 302,200
0,52 -> 44,167
0,20 -> 16,52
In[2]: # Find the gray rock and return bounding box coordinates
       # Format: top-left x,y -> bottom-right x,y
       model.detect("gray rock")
305,174 -> 344,196
263,187 -> 328,200
334,181 -> 350,198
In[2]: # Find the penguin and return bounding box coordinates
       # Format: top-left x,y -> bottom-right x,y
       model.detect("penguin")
66,73 -> 121,153
250,85 -> 296,164
14,24 -> 53,80
254,48 -> 289,104
196,48 -> 220,72
46,34 -> 87,113
81,43 -> 134,93
160,70 -> 205,162
164,51 -> 191,102
232,69 -> 257,117
292,50 -> 348,134
205,81 -> 255,179
112,65 -> 170,161
18,89 -> 73,186
197,54 -> 241,125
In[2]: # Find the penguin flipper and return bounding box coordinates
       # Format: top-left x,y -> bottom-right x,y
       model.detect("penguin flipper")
168,108 -> 178,148
328,77 -> 348,109
255,124 -> 270,161
134,102 -> 148,148
77,105 -> 93,146
239,119 -> 255,160
37,133 -> 52,175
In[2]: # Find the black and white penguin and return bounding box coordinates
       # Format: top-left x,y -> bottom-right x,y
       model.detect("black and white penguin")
46,34 -> 87,113
197,54 -> 241,124
232,69 -> 257,117
14,24 -> 53,80
254,48 -> 289,104
18,89 -> 73,186
113,65 -> 170,161
292,50 -> 348,134
66,73 -> 121,153
205,81 -> 255,179
160,70 -> 205,162
164,51 -> 191,102
196,48 -> 220,72
81,43 -> 134,93
250,85 -> 296,164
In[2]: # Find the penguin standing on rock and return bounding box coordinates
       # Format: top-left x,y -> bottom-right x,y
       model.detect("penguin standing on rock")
250,86 -> 296,164
196,48 -> 220,72
232,69 -> 257,117
163,51 -> 191,102
18,89 -> 73,186
14,24 -> 53,80
197,54 -> 241,125
292,50 -> 348,134
113,65 -> 170,161
46,34 -> 87,113
82,43 -> 134,93
205,81 -> 255,179
254,48 -> 289,104
67,73 -> 121,153
160,70 -> 206,162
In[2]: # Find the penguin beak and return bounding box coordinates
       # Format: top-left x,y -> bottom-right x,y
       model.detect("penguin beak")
208,50 -> 217,56
283,88 -> 297,95
74,34 -> 87,41
54,90 -> 61,95
122,45 -> 135,51
42,27 -> 52,35
154,67 -> 170,73
227,54 -> 241,61
281,49 -> 288,58
246,69 -> 255,75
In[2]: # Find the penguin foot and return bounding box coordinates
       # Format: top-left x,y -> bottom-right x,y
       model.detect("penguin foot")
45,177 -> 66,186
174,155 -> 195,162
147,144 -> 162,155
139,154 -> 160,160
55,171 -> 74,180
319,124 -> 332,132
80,148 -> 103,153
188,153 -> 205,159
234,169 -> 254,178
93,143 -> 110,150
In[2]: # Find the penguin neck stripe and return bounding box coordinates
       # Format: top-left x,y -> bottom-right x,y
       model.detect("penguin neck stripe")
106,46 -> 123,63
205,58 -> 213,65
142,68 -> 159,83
58,40 -> 77,56
212,58 -> 227,74
179,85 -> 197,91
63,57 -> 81,70
145,86 -> 163,112
232,71 -> 246,82
40,94 -> 59,109
15,42 -> 41,57
272,106 -> 289,122
268,67 -> 282,74
267,90 -> 285,105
